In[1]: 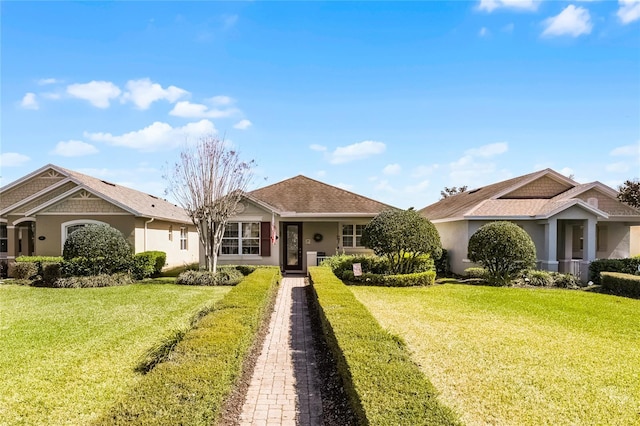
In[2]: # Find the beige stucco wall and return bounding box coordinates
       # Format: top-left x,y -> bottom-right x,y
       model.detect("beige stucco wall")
433,221 -> 470,275
30,214 -> 136,256
631,226 -> 640,256
133,218 -> 199,268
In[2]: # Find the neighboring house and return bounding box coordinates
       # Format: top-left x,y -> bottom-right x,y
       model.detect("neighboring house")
419,168 -> 640,281
214,175 -> 396,274
0,164 -> 199,272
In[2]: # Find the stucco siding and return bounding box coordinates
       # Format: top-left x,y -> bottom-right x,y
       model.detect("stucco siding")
33,214 -> 136,256
135,218 -> 199,268
632,226 -> 640,256
433,221 -> 470,275
598,223 -> 630,259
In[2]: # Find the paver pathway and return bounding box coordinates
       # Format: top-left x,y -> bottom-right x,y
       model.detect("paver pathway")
239,276 -> 323,426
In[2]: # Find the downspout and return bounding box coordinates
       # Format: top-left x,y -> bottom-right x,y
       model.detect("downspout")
144,217 -> 155,252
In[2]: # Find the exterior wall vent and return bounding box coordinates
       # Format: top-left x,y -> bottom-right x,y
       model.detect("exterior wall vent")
587,197 -> 598,208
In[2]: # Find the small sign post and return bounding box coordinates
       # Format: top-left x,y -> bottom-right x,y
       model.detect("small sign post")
353,263 -> 362,277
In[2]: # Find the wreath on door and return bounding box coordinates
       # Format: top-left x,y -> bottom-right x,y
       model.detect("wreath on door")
313,233 -> 323,242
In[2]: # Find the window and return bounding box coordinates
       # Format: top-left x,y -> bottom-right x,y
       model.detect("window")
169,225 -> 173,241
221,222 -> 260,255
0,224 -> 7,253
342,224 -> 365,248
180,227 -> 188,250
66,224 -> 87,238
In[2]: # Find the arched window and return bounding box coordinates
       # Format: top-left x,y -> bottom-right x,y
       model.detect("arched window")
61,220 -> 107,249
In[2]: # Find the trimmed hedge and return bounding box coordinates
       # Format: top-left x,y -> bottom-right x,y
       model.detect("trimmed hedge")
341,270 -> 436,287
308,266 -> 461,425
601,272 -> 640,298
132,251 -> 167,280
95,267 -> 281,425
176,267 -> 244,286
589,258 -> 640,285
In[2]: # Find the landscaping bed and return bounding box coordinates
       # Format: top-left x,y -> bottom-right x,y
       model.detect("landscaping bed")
308,266 -> 461,425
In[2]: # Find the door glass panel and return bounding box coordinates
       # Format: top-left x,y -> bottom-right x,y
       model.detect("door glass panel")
286,224 -> 299,266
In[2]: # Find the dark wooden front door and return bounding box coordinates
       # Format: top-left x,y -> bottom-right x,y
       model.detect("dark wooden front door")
283,222 -> 303,271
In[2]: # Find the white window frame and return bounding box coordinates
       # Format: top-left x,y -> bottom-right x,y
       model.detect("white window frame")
180,227 -> 188,250
341,223 -> 365,248
60,219 -> 107,251
221,221 -> 261,256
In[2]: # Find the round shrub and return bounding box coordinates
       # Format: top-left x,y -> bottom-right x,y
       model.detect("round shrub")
467,221 -> 536,285
63,224 -> 132,275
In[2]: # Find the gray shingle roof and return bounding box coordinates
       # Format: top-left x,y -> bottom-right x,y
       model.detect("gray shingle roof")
248,175 -> 396,215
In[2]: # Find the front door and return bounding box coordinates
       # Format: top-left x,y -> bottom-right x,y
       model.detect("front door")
283,222 -> 303,272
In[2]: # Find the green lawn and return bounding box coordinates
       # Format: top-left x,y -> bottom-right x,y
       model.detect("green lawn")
352,284 -> 640,426
0,283 -> 230,426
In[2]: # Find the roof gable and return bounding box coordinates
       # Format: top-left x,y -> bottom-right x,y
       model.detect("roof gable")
499,174 -> 573,199
0,166 -> 69,211
248,175 -> 396,216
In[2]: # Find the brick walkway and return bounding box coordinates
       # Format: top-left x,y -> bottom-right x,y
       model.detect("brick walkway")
239,276 -> 323,426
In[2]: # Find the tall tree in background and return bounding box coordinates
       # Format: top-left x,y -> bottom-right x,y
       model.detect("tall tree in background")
166,136 -> 255,273
440,185 -> 468,199
617,179 -> 640,209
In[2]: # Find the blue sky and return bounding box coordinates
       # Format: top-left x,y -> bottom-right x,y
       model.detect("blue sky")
2,1 -> 639,209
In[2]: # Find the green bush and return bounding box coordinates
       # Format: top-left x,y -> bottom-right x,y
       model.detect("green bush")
589,258 -> 640,285
435,248 -> 450,277
41,263 -> 62,285
11,262 -> 38,280
176,267 -> 244,286
524,270 -> 554,287
601,272 -> 640,298
52,273 -> 132,288
550,272 -> 582,289
63,224 -> 132,275
308,266 -> 460,425
321,254 -> 390,277
131,251 -> 166,280
95,268 -> 280,425
464,267 -> 488,279
468,221 -> 536,285
234,265 -> 258,276
16,256 -> 64,263
61,256 -> 131,277
342,270 -> 436,286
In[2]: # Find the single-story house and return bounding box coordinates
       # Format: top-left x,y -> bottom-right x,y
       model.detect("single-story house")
0,164 -> 199,272
419,168 -> 640,281
214,175 -> 396,274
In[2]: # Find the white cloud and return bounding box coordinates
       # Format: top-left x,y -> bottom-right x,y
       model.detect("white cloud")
37,78 -> 60,85
464,142 -> 508,158
67,80 -> 122,108
478,0 -> 538,13
52,140 -> 99,157
233,119 -> 252,130
20,93 -> 39,110
383,163 -> 402,175
610,141 -> 640,157
169,101 -> 238,118
309,144 -> 327,152
374,179 -> 394,192
412,164 -> 440,178
329,140 -> 386,164
404,180 -> 430,193
84,119 -> 216,151
479,27 -> 489,37
209,95 -> 234,105
542,5 -> 592,37
0,152 -> 30,167
618,0 -> 640,24
122,78 -> 188,109
559,167 -> 575,177
605,162 -> 630,173
335,182 -> 354,191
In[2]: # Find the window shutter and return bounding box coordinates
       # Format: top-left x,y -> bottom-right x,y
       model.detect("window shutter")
260,222 -> 271,257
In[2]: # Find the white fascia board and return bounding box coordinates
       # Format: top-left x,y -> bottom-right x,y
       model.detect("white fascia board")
278,212 -> 378,218
0,177 -> 73,215
541,199 -> 609,220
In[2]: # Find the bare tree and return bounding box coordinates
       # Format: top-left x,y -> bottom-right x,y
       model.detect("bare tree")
440,185 -> 468,199
166,136 -> 255,273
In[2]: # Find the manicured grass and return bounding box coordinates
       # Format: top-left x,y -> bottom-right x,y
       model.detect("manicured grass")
308,266 -> 461,425
96,267 -> 280,425
0,283 -> 230,425
352,283 -> 640,426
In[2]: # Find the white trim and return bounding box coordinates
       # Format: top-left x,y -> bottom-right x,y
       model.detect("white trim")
35,212 -> 132,216
279,212 -> 379,218
0,163 -> 66,193
0,178 -> 74,216
12,217 -> 36,225
25,186 -> 137,217
60,219 -> 107,251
